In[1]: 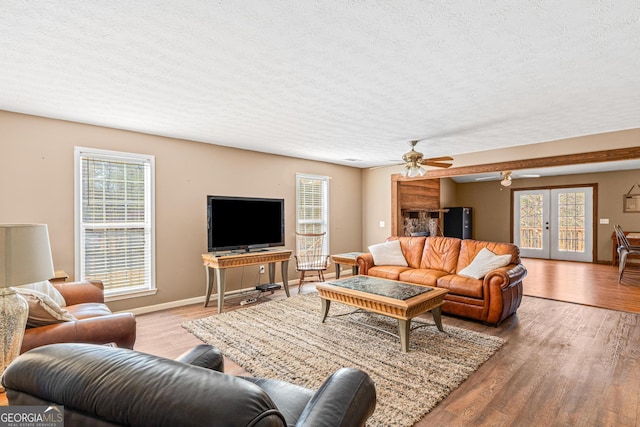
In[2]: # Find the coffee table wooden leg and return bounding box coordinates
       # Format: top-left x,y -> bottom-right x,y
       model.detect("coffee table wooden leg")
320,298 -> 331,322
398,319 -> 410,352
432,306 -> 444,332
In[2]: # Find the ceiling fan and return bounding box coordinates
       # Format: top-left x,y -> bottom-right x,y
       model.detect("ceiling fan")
475,171 -> 541,187
400,140 -> 453,177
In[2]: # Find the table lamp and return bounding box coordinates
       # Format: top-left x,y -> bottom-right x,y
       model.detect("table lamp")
0,224 -> 55,389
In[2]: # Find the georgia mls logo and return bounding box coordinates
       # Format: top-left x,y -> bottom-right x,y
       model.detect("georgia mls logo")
0,405 -> 64,426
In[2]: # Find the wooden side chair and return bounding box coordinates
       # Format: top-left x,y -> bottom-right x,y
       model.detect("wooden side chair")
614,225 -> 640,283
294,232 -> 330,292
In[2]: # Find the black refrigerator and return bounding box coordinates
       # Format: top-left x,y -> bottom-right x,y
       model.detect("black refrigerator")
443,207 -> 472,239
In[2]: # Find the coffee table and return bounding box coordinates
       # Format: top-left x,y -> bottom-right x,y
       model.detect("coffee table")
316,276 -> 449,352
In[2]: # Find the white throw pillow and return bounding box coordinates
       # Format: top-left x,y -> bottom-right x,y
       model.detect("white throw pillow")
17,280 -> 67,307
458,248 -> 512,279
14,288 -> 76,327
368,240 -> 408,266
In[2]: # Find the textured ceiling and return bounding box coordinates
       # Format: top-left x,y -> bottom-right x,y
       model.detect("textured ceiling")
1,1 -> 640,168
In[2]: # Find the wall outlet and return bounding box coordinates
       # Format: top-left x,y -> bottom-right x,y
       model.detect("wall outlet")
600,218 -> 609,224
259,265 -> 265,274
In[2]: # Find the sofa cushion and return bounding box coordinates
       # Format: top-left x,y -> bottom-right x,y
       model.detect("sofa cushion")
15,288 -> 76,327
399,269 -> 449,287
457,240 -> 519,272
458,248 -> 512,279
368,240 -> 408,266
242,376 -> 314,426
436,274 -> 484,299
67,303 -> 114,320
420,236 -> 461,273
367,265 -> 412,281
386,236 -> 426,268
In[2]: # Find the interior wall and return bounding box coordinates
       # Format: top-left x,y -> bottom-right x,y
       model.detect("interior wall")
454,169 -> 640,263
0,110 -> 363,311
453,181 -> 515,242
361,166 -> 394,246
440,178 -> 457,207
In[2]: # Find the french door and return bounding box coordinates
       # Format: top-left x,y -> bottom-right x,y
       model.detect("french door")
513,187 -> 593,262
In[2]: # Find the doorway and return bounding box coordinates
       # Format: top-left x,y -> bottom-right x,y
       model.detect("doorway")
513,187 -> 594,262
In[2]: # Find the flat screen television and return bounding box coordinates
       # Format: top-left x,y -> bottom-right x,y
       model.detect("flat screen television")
207,195 -> 285,253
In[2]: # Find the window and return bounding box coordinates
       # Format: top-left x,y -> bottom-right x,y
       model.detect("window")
296,174 -> 330,253
75,147 -> 155,299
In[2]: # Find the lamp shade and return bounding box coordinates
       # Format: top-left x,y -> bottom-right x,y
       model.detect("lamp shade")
0,224 -> 55,288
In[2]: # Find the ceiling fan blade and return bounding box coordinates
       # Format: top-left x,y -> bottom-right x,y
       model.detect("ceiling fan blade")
424,156 -> 453,162
422,161 -> 452,168
475,176 -> 499,181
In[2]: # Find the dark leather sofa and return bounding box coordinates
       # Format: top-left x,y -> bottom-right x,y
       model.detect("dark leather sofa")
2,343 -> 377,427
20,280 -> 136,353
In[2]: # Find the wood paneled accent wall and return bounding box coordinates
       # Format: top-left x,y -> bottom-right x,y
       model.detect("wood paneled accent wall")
391,176 -> 440,236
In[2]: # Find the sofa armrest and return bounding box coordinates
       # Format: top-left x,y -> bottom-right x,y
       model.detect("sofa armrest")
21,313 -> 136,353
295,367 -> 376,427
356,253 -> 375,276
484,263 -> 527,290
175,344 -> 224,372
53,280 -> 105,305
482,263 -> 527,325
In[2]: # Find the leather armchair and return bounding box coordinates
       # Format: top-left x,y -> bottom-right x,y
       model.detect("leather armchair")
3,343 -> 377,427
20,280 -> 136,353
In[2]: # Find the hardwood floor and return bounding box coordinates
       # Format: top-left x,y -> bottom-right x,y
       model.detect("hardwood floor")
521,258 -> 640,314
133,261 -> 640,426
5,261 -> 637,423
134,288 -> 298,376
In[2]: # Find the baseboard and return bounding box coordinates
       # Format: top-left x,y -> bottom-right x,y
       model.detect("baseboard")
118,274 -> 337,316
122,295 -> 207,315
121,286 -> 255,315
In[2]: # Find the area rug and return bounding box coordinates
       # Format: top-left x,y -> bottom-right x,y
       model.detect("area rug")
182,293 -> 505,427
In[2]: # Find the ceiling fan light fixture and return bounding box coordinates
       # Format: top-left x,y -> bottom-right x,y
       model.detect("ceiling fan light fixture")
499,171 -> 513,186
402,164 -> 425,178
398,140 -> 453,176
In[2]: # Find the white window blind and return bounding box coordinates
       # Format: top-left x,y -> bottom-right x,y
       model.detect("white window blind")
75,147 -> 155,297
296,174 -> 329,253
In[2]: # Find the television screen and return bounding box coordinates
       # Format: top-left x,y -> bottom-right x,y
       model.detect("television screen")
207,195 -> 285,252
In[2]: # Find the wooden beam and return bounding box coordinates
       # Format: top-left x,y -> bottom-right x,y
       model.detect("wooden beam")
392,146 -> 640,180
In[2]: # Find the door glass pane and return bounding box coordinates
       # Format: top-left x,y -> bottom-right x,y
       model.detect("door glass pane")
557,191 -> 585,253
519,194 -> 543,249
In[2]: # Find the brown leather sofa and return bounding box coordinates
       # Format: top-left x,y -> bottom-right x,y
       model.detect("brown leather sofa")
357,236 -> 527,325
20,280 -> 136,353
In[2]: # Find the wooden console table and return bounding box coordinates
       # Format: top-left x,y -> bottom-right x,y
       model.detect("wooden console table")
202,249 -> 292,313
611,231 -> 640,266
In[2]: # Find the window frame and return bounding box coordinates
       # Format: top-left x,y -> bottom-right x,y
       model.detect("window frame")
74,147 -> 156,301
295,173 -> 330,255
